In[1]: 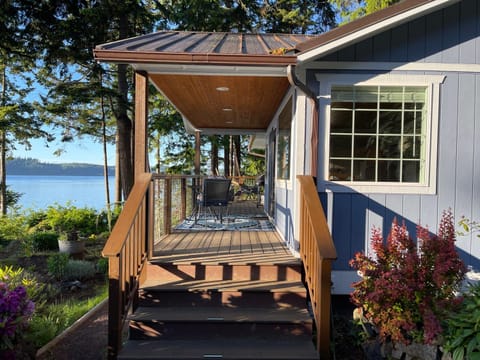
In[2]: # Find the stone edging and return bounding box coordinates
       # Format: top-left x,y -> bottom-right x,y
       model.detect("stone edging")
35,298 -> 108,359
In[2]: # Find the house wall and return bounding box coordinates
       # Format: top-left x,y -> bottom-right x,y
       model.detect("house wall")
304,0 -> 480,293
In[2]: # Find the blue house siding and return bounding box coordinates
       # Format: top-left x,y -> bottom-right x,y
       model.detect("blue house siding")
318,0 -> 479,64
308,0 -> 480,274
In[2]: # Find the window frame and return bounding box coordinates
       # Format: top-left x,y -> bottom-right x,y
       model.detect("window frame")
276,96 -> 293,183
316,73 -> 444,195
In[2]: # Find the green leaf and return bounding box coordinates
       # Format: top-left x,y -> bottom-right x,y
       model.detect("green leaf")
468,352 -> 480,360
453,347 -> 465,360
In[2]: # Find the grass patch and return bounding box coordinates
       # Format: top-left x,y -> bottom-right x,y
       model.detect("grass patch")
25,283 -> 108,348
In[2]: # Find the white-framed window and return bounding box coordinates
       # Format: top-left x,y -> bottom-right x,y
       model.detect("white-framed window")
317,74 -> 444,194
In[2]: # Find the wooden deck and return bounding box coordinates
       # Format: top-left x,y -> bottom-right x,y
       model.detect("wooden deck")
153,200 -> 296,265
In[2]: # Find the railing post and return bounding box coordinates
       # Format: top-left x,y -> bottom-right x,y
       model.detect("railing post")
318,259 -> 333,359
107,256 -> 122,360
163,177 -> 172,234
181,178 -> 187,220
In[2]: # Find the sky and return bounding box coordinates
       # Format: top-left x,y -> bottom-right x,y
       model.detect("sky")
13,130 -> 117,166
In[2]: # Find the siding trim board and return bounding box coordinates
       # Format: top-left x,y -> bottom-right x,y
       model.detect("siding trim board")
305,62 -> 480,73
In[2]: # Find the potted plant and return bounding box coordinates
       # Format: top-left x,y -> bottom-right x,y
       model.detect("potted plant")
44,204 -> 97,255
350,210 -> 466,360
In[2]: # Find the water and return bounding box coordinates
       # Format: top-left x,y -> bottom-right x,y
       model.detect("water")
7,175 -> 116,211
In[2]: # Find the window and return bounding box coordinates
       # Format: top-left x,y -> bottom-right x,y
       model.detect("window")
277,98 -> 292,180
329,85 -> 427,183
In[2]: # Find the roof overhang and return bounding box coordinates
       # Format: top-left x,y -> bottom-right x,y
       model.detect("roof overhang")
94,32 -> 314,134
296,0 -> 461,63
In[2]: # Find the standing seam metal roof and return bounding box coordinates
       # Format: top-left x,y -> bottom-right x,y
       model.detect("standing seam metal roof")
96,31 -> 316,56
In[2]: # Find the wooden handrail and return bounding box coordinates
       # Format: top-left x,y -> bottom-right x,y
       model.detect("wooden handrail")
102,172 -> 152,359
297,175 -> 337,358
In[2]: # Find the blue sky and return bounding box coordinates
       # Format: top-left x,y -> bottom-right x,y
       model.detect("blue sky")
13,130 -> 116,166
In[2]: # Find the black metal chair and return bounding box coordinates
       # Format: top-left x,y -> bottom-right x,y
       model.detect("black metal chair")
196,178 -> 232,224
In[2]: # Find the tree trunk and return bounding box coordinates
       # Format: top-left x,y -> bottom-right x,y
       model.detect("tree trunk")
234,135 -> 241,176
223,135 -> 230,177
0,68 -> 6,215
0,130 -> 6,216
210,136 -> 218,175
114,12 -> 134,200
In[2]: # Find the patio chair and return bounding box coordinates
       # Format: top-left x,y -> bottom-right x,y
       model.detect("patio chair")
195,178 -> 232,224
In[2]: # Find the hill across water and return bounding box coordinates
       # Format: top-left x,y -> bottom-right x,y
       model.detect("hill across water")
7,158 -> 115,176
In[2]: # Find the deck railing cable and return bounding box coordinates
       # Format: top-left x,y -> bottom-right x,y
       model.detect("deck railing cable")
297,175 -> 337,358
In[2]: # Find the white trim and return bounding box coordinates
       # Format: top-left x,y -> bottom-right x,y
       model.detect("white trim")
307,61 -> 480,74
133,63 -> 288,77
298,0 -> 460,62
293,94 -> 307,242
317,73 -> 444,195
274,90 -> 295,189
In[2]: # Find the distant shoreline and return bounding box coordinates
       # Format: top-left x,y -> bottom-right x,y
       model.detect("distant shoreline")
7,158 -> 115,177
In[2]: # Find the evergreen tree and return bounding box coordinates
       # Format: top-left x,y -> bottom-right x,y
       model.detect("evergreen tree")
0,0 -> 51,214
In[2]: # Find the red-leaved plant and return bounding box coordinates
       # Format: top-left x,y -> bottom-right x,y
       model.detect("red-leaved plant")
350,210 -> 466,345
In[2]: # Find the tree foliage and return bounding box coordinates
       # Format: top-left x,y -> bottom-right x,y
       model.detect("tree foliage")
332,0 -> 401,23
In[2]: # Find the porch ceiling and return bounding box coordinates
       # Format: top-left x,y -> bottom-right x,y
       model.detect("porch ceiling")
149,73 -> 290,133
94,31 -> 316,134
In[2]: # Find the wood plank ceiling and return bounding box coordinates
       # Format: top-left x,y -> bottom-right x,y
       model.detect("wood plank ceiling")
149,74 -> 290,132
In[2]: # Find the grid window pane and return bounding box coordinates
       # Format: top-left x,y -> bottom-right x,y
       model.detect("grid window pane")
353,160 -> 376,181
378,160 -> 400,181
330,110 -> 353,133
355,111 -> 377,133
329,160 -> 351,181
329,85 -> 427,184
353,135 -> 376,158
379,111 -> 402,133
330,135 -> 352,157
379,136 -> 401,158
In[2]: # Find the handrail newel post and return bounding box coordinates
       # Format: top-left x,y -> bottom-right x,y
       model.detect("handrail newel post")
297,175 -> 337,359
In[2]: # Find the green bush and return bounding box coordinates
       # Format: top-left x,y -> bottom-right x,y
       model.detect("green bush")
96,257 -> 108,275
42,204 -> 99,236
63,260 -> 96,281
0,213 -> 27,241
30,231 -> 59,251
443,283 -> 480,360
0,265 -> 55,310
47,253 -> 70,279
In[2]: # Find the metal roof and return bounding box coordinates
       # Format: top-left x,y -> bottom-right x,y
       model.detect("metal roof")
94,31 -> 316,66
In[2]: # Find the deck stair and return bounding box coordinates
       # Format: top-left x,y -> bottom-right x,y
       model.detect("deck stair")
117,248 -> 319,359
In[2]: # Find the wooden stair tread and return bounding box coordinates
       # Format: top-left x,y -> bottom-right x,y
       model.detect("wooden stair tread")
150,254 -> 301,266
141,279 -> 306,293
129,306 -> 312,323
118,339 -> 319,359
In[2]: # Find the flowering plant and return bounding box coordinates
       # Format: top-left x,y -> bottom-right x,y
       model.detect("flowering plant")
0,282 -> 35,350
350,210 -> 466,345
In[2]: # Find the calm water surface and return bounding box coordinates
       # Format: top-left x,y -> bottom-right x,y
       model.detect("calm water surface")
7,175 -> 115,211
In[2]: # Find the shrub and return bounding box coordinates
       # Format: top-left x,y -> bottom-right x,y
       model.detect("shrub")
0,283 -> 35,350
350,210 -> 466,345
63,260 -> 96,281
30,231 -> 59,251
96,257 -> 108,275
0,266 -> 54,310
0,213 -> 27,242
47,253 -> 70,279
443,283 -> 480,360
42,204 -> 99,237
